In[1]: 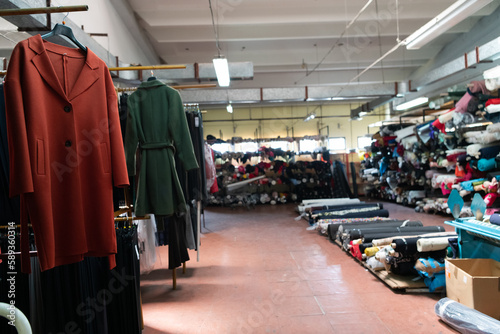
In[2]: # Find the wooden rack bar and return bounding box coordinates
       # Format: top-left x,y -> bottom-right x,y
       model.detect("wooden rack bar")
0,5 -> 89,16
114,216 -> 151,222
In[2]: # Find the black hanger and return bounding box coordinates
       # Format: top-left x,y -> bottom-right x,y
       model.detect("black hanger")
147,70 -> 156,81
41,23 -> 87,52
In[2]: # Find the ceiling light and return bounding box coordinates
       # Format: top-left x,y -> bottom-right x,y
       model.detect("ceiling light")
213,57 -> 230,87
226,104 -> 233,113
405,0 -> 494,50
303,113 -> 316,122
395,97 -> 429,111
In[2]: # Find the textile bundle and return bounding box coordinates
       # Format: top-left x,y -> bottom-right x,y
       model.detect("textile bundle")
435,298 -> 500,334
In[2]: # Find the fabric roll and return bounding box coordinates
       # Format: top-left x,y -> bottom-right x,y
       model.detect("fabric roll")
350,243 -> 364,261
487,122 -> 500,133
338,220 -> 422,235
387,256 -> 418,275
435,297 -> 500,334
325,218 -> 394,240
395,125 -> 416,142
371,232 -> 457,247
416,237 -> 450,252
479,145 -> 500,159
345,223 -> 425,241
478,158 -> 497,171
364,246 -> 380,257
358,243 -> 373,255
310,203 -> 382,217
460,178 -> 487,191
393,236 -> 419,254
315,208 -> 389,221
366,257 -> 385,271
489,213 -> 500,225
363,227 -> 446,244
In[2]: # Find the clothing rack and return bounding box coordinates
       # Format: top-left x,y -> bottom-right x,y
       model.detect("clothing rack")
0,5 -> 88,17
0,65 -> 193,77
0,224 -> 32,229
115,189 -> 185,290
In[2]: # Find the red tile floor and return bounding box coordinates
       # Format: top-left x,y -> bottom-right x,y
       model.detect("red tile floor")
141,201 -> 458,334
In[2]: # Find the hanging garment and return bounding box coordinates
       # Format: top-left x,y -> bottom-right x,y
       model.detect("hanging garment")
4,35 -> 129,272
204,142 -> 218,193
124,80 -> 199,216
0,84 -> 20,225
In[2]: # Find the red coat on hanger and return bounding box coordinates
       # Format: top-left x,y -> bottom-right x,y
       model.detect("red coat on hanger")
4,35 -> 129,272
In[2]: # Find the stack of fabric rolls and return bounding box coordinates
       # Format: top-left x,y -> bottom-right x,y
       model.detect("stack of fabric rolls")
306,202 -> 389,225
366,232 -> 458,292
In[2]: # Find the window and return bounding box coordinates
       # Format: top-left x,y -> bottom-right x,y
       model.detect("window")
211,143 -> 232,153
269,141 -> 290,151
328,137 -> 346,151
357,136 -> 372,150
299,139 -> 319,152
235,142 -> 259,153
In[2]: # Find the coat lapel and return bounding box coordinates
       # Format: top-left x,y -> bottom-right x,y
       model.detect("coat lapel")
28,35 -> 100,102
68,49 -> 100,101
29,36 -> 67,100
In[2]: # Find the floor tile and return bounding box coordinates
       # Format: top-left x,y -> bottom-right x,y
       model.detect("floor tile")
315,294 -> 366,314
275,296 -> 324,316
141,202 -> 457,334
278,315 -> 335,333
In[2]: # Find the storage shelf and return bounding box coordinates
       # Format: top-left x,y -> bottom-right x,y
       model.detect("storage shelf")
446,218 -> 500,241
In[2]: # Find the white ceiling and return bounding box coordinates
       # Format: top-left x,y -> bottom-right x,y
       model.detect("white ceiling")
126,0 -> 499,89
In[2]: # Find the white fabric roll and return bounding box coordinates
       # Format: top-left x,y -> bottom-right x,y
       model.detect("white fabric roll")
395,125 -> 416,142
416,237 -> 451,252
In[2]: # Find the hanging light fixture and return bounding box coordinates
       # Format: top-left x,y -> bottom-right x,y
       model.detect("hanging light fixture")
405,0 -> 494,50
395,97 -> 429,111
209,0 -> 230,87
226,103 -> 233,113
303,112 -> 316,122
213,56 -> 230,87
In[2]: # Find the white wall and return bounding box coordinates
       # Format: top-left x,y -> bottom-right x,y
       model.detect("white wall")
53,0 -> 159,65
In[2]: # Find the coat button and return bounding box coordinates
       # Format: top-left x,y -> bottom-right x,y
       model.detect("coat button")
65,140 -> 72,147
64,106 -> 72,113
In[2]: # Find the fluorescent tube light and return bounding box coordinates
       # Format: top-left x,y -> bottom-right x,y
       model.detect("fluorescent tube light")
213,57 -> 230,87
226,104 -> 233,113
405,0 -> 494,50
303,113 -> 315,122
395,97 -> 429,111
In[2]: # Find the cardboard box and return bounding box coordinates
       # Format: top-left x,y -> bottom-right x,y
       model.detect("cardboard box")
445,258 -> 500,320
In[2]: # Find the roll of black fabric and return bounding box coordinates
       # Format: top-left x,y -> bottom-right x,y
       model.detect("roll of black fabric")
392,234 -> 454,254
358,243 -> 373,254
361,226 -> 445,243
346,224 -> 432,241
327,219 -> 408,236
387,256 -> 418,276
392,236 -> 420,254
312,203 -> 382,215
315,208 -> 390,221
341,221 -> 424,239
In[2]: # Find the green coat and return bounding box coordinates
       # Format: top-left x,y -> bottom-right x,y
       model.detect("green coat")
124,80 -> 199,216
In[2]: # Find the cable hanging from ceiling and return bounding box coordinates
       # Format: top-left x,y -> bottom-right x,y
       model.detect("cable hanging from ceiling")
294,0 -> 375,85
208,0 -> 230,87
